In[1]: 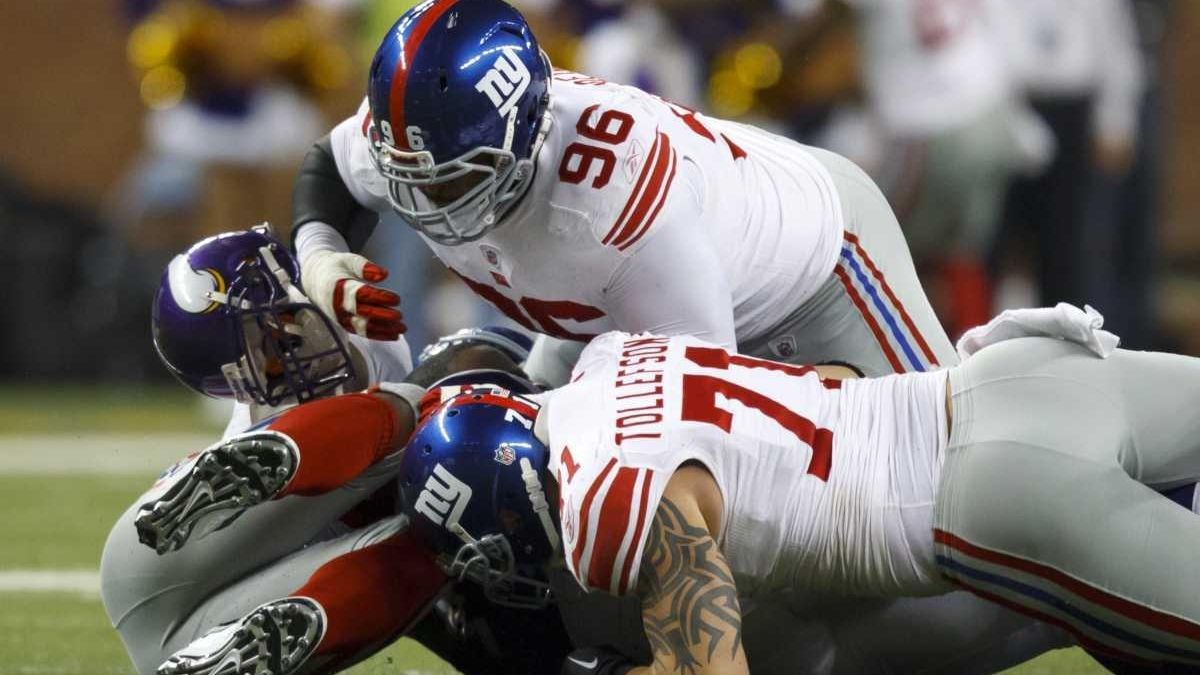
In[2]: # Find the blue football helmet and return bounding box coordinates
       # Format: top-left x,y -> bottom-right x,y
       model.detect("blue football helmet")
152,226 -> 355,406
399,386 -> 559,609
367,0 -> 553,245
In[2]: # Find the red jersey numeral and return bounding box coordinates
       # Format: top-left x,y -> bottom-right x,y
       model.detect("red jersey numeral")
452,272 -> 605,342
559,143 -> 618,188
680,346 -> 834,481
655,97 -> 747,161
558,106 -> 635,189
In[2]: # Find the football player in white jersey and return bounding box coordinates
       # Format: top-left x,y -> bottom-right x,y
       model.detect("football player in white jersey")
402,327 -> 1200,675
291,0 -> 954,380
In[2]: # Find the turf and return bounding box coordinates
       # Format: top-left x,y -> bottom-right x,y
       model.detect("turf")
0,474 -> 148,568
0,384 -> 223,435
0,593 -> 456,675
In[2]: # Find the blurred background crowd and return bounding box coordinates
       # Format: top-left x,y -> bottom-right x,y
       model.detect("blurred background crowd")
0,0 -> 1195,387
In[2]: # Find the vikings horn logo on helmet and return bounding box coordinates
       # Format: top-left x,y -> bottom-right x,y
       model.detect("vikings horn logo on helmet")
166,255 -> 226,314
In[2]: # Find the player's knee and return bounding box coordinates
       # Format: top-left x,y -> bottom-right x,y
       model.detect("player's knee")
267,392 -> 405,460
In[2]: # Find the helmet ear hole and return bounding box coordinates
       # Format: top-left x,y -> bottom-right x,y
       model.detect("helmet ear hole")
447,408 -> 460,417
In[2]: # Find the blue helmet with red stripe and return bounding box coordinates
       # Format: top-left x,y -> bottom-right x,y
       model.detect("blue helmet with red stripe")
399,385 -> 558,609
367,0 -> 552,245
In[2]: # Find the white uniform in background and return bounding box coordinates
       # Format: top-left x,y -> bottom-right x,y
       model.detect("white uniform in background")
832,0 -> 1033,258
101,337 -> 413,675
992,0 -> 1144,149
576,4 -> 704,109
325,70 -> 954,378
842,0 -> 1018,137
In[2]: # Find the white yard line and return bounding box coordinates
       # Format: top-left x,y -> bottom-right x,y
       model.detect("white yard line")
0,434 -> 214,475
0,570 -> 100,597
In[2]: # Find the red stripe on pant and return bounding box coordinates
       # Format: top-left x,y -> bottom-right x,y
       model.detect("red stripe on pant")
269,393 -> 402,497
843,232 -> 940,367
293,530 -> 448,660
942,576 -> 1156,667
833,264 -> 905,373
936,529 -> 1200,643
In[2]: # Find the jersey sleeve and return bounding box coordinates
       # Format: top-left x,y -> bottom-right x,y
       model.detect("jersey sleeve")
547,79 -> 690,255
328,97 -> 393,213
602,158 -> 737,349
560,453 -> 674,596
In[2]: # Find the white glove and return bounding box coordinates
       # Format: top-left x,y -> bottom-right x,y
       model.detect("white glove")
300,249 -> 404,340
955,303 -> 1120,360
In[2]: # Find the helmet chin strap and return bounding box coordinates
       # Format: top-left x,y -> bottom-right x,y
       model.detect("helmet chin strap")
521,457 -> 561,553
259,244 -> 312,305
529,103 -> 554,164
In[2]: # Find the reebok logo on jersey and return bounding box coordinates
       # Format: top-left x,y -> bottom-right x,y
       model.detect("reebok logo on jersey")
414,463 -> 472,531
475,46 -> 530,118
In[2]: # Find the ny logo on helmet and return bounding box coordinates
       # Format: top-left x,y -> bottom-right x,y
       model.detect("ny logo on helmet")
415,463 -> 473,529
474,46 -> 530,118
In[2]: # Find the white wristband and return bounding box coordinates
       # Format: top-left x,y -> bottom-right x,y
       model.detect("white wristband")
295,221 -> 351,263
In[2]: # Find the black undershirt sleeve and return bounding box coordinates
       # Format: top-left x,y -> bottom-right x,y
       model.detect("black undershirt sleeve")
290,134 -> 378,253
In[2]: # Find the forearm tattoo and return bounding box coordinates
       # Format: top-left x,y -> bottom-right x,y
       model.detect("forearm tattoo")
638,497 -> 743,675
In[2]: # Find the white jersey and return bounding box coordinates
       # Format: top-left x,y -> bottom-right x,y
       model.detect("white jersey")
541,332 -> 948,599
330,71 -> 844,350
847,0 -> 1015,135
222,334 -> 413,438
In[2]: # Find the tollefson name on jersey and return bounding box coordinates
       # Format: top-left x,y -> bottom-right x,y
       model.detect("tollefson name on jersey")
611,336 -> 671,446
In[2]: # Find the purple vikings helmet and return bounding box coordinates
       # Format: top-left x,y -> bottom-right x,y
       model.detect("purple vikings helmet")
152,227 -> 355,406
399,386 -> 559,608
367,0 -> 553,245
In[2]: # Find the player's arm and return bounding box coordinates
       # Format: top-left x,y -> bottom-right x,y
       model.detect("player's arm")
604,158 -> 737,350
631,466 -> 748,675
292,113 -> 404,340
292,134 -> 377,252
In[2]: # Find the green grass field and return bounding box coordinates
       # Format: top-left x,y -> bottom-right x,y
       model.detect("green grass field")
0,386 -> 1107,674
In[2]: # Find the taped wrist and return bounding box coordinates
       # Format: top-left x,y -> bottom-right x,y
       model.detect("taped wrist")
295,221 -> 351,262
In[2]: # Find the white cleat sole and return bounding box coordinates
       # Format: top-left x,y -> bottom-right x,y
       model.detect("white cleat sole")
157,597 -> 325,675
135,432 -> 298,554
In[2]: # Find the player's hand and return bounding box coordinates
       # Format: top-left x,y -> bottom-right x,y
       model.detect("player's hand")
560,647 -> 635,675
301,250 -> 405,340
